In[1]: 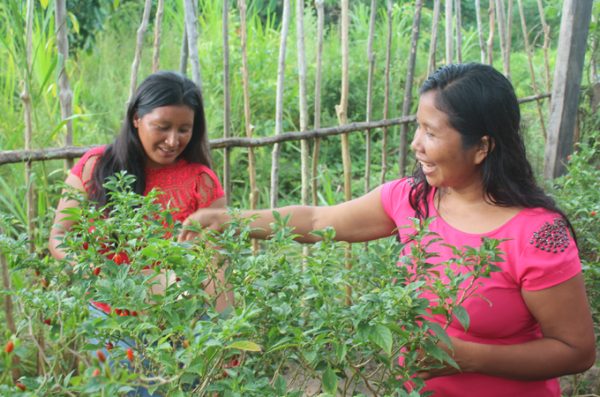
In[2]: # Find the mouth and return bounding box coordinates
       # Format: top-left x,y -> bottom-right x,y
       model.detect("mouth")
417,159 -> 436,174
158,147 -> 178,157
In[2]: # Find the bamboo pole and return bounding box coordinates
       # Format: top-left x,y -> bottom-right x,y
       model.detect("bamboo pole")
238,0 -> 256,211
22,0 -> 34,253
380,0 -> 393,184
269,0 -> 291,208
487,0 -> 496,65
399,0 -> 424,177
336,0 -> 352,306
55,0 -> 74,170
445,0 -> 453,64
296,0 -> 309,206
364,0 -> 376,194
183,0 -> 202,88
222,0 -> 231,204
517,0 -> 547,140
506,0 -> 513,76
311,0 -> 325,206
475,0 -> 486,63
427,0 -> 441,74
495,0 -> 509,78
536,0 -> 551,92
296,0 -> 310,260
152,0 -> 164,73
128,0 -> 153,102
336,0 -> 351,202
454,0 -> 462,63
179,28 -> 188,74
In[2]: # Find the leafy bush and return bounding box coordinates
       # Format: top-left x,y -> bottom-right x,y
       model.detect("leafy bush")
0,173 -> 505,396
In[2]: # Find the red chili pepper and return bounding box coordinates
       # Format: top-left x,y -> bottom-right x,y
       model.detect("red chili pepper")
126,347 -> 134,362
83,242 -> 89,250
4,340 -> 14,354
43,319 -> 52,326
105,342 -> 114,351
16,382 -> 26,391
591,211 -> 597,217
93,267 -> 101,276
92,368 -> 101,377
114,309 -> 122,316
96,350 -> 106,363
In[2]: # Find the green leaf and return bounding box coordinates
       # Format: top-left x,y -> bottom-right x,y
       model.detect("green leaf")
225,340 -> 262,352
453,306 -> 470,331
427,322 -> 451,349
321,366 -> 338,395
368,324 -> 393,356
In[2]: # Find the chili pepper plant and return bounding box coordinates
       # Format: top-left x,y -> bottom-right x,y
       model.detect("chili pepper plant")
0,172 -> 503,396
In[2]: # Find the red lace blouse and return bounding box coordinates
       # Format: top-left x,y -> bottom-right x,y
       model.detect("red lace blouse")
71,146 -> 224,315
71,146 -> 224,222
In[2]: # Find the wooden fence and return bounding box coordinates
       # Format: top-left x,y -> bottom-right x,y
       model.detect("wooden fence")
0,0 -> 594,241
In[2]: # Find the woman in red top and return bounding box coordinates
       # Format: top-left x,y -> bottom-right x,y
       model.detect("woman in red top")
49,71 -> 231,311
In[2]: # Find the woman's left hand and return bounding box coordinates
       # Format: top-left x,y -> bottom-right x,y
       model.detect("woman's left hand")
415,336 -> 466,380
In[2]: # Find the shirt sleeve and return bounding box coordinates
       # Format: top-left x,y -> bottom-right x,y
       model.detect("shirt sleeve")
193,165 -> 225,208
70,146 -> 105,194
517,217 -> 582,291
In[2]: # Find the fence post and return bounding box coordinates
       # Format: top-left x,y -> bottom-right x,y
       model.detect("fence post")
544,0 -> 593,179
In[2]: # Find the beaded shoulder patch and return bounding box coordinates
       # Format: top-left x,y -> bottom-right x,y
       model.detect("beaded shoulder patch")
529,218 -> 570,253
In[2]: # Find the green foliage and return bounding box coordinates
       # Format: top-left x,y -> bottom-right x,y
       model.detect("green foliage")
0,173 -> 504,396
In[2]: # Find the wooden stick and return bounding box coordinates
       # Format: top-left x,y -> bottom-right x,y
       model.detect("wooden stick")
128,0 -> 153,102
337,0 -> 352,307
475,0 -> 486,63
427,0 -> 441,74
517,0 -> 547,140
183,0 -> 202,88
152,0 -> 164,73
495,0 -> 509,77
179,28 -> 188,74
399,0 -> 424,176
270,0 -> 291,208
487,0 -> 496,65
454,0 -> 462,63
364,0 -> 376,193
445,0 -> 453,64
222,0 -> 231,204
311,0 -> 325,206
536,0 -> 552,93
54,0 -> 74,170
380,0 -> 393,184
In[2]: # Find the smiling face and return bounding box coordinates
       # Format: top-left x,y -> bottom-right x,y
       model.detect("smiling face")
411,90 -> 489,191
134,105 -> 195,169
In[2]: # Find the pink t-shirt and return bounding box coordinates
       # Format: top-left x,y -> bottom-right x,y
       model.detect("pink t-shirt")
380,178 -> 581,397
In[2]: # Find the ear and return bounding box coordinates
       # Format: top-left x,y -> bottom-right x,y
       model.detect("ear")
474,135 -> 494,165
133,113 -> 140,129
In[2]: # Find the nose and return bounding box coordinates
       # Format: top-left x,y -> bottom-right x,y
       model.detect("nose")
164,131 -> 177,147
410,127 -> 422,152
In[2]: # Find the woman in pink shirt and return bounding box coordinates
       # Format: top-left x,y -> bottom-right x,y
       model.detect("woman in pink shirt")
180,63 -> 595,396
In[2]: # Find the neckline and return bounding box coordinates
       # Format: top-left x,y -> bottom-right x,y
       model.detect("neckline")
429,187 -> 525,237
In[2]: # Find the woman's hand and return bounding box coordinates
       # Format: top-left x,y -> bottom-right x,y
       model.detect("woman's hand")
415,336 -> 465,380
178,208 -> 226,242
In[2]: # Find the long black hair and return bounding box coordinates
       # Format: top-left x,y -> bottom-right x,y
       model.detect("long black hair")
409,63 -> 573,235
89,71 -> 212,206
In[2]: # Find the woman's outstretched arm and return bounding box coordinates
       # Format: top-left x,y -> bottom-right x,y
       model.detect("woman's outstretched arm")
179,186 -> 397,244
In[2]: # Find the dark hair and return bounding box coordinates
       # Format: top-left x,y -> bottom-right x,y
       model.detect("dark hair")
409,63 -> 574,236
89,71 -> 212,206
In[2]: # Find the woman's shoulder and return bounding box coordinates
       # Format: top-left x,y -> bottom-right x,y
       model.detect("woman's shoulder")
70,145 -> 106,180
